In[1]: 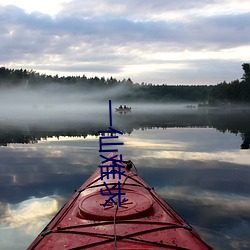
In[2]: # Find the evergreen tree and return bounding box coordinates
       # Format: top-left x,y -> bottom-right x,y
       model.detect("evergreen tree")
242,63 -> 250,83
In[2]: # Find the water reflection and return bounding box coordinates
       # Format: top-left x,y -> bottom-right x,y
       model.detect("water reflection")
0,196 -> 59,228
0,196 -> 62,250
0,107 -> 250,149
0,108 -> 250,249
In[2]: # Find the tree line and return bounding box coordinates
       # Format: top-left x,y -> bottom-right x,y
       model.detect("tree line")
0,63 -> 249,104
208,63 -> 250,105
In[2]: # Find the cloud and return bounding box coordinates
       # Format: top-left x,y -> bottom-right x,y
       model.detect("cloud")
0,1 -> 250,84
58,0 -> 239,19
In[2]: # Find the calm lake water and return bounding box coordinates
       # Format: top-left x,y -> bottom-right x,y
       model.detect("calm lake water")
0,104 -> 250,249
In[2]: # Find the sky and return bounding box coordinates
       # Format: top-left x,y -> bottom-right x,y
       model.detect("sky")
0,0 -> 250,85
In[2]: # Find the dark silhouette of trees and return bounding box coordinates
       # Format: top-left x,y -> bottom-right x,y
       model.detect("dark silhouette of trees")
208,63 -> 250,105
0,63 -> 250,104
242,63 -> 250,83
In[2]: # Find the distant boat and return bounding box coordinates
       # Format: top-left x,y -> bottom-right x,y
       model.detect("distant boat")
115,106 -> 132,113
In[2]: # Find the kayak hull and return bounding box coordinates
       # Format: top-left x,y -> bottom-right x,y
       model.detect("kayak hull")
28,153 -> 212,249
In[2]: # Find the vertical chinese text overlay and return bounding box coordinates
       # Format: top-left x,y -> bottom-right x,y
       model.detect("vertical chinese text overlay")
98,100 -> 126,207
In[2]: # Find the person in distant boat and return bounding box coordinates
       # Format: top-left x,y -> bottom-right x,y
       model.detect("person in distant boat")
124,105 -> 127,109
119,105 -> 123,109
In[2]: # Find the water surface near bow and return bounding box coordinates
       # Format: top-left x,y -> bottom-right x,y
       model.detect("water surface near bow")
0,105 -> 250,249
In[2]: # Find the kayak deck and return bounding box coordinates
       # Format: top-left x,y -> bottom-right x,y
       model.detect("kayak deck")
28,153 -> 213,249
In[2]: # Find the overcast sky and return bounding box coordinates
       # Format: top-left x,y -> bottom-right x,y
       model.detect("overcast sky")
0,0 -> 250,85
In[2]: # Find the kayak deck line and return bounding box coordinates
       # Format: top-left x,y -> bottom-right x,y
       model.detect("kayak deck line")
41,225 -> 193,250
28,153 -> 213,249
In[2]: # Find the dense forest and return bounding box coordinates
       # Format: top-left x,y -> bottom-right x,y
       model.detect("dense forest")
0,63 -> 250,104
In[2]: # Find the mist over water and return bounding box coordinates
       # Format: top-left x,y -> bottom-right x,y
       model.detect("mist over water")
1,84 -> 250,249
0,84 -> 198,126
0,85 -> 106,122
1,84 -> 250,148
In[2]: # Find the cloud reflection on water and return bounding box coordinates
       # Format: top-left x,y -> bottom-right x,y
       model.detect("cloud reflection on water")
0,196 -> 62,250
0,127 -> 250,249
163,187 -> 250,250
123,127 -> 243,151
153,150 -> 250,166
122,128 -> 249,167
120,128 -> 250,248
0,196 -> 59,228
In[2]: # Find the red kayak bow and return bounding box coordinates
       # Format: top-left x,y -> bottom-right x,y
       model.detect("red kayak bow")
28,153 -> 213,249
